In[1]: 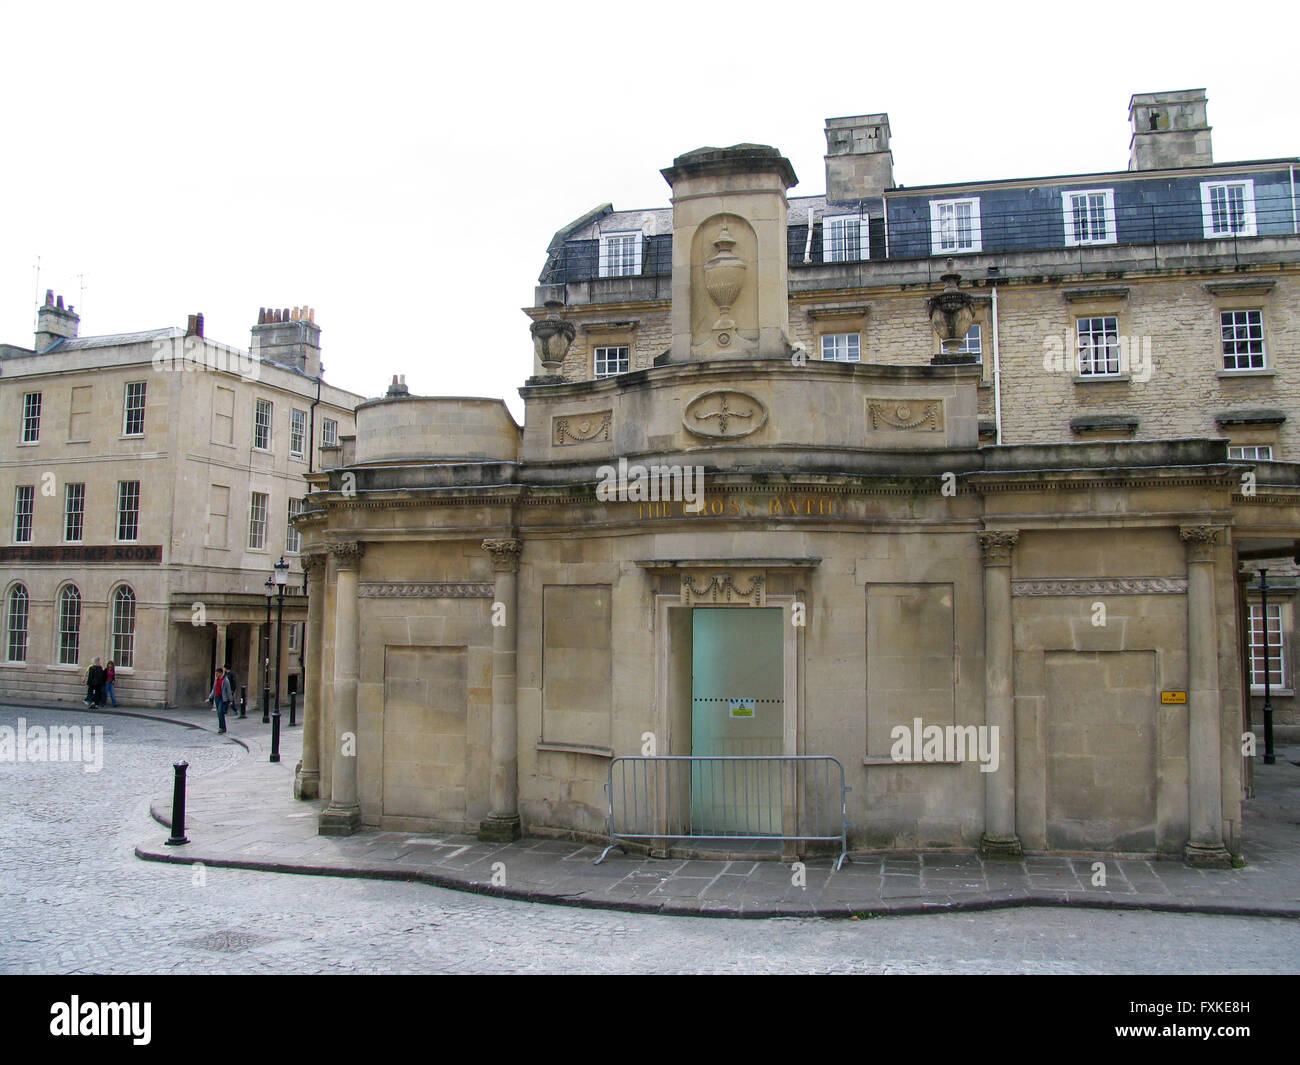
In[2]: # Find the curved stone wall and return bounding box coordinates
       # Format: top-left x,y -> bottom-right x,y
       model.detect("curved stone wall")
354,396 -> 521,464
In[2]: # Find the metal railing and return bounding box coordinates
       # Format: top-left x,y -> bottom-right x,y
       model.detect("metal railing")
595,755 -> 850,870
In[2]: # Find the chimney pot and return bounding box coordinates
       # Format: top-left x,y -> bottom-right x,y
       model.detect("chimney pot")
56,295 -> 64,310
45,290 -> 54,306
195,312 -> 204,338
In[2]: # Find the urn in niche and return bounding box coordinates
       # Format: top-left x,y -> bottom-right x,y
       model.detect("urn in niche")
926,260 -> 976,362
703,225 -> 746,336
530,300 -> 576,370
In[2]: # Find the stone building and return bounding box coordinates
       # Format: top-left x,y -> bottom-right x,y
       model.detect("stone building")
296,90 -> 1299,864
0,298 -> 361,708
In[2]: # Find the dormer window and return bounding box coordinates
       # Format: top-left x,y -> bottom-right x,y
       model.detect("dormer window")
823,215 -> 867,262
598,231 -> 644,277
1201,180 -> 1256,238
929,198 -> 981,254
1063,189 -> 1116,246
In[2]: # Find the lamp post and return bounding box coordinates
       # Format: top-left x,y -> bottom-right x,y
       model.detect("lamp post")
273,556 -> 289,714
1260,568 -> 1276,765
262,576 -> 273,723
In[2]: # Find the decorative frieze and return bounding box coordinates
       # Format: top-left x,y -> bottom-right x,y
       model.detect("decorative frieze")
359,582 -> 494,599
553,410 -> 612,446
681,572 -> 765,607
1012,577 -> 1188,597
868,399 -> 943,432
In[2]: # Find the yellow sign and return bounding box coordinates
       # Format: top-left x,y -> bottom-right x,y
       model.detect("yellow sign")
1161,691 -> 1187,704
729,698 -> 756,718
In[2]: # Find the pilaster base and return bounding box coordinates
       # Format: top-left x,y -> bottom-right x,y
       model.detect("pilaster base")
294,764 -> 320,800
477,814 -> 522,843
318,804 -> 361,837
1183,842 -> 1233,868
980,833 -> 1024,859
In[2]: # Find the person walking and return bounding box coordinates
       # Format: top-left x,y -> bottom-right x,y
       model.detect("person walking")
104,661 -> 119,708
208,666 -> 233,734
85,658 -> 106,709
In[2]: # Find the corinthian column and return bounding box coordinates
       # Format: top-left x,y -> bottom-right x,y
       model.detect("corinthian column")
318,541 -> 365,836
1180,525 -> 1232,867
978,529 -> 1022,857
295,551 -> 327,800
479,538 -> 522,842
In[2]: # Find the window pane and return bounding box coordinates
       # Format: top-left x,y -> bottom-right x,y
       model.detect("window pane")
1247,603 -> 1286,689
249,492 -> 268,550
820,333 -> 860,362
59,586 -> 81,665
112,585 -> 136,668
255,399 -> 273,449
124,382 -> 147,435
117,481 -> 140,541
290,410 -> 306,457
1221,309 -> 1265,370
594,346 -> 629,378
22,392 -> 41,443
1077,316 -> 1120,375
14,486 -> 34,543
7,585 -> 28,662
65,483 -> 85,542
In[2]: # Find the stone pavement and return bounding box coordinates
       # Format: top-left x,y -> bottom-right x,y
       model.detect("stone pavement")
12,697 -> 1300,919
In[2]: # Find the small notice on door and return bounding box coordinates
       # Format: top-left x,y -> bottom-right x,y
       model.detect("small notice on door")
1161,691 -> 1187,704
729,698 -> 756,718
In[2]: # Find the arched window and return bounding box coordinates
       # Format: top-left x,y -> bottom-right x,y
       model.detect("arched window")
58,584 -> 81,665
6,584 -> 28,663
112,585 -> 136,669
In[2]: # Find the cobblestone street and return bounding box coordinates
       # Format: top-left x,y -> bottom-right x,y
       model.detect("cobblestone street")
2,707 -> 1299,975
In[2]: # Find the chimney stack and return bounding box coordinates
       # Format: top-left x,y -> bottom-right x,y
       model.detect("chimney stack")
185,313 -> 205,338
1129,89 -> 1212,171
824,113 -> 894,202
35,289 -> 80,351
250,304 -> 322,377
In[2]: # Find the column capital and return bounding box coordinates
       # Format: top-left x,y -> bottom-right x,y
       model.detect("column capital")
482,538 -> 522,573
328,541 -> 366,571
978,529 -> 1019,566
1179,525 -> 1221,564
301,551 -> 329,581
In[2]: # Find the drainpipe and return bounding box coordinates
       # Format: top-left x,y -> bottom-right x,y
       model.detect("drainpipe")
803,207 -> 817,263
308,374 -> 322,473
1291,163 -> 1297,234
991,281 -> 1003,446
883,195 -> 891,259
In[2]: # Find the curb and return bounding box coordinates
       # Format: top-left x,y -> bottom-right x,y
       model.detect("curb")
129,842 -> 1300,920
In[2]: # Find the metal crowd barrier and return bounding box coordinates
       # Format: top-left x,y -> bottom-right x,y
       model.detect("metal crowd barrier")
595,755 -> 850,870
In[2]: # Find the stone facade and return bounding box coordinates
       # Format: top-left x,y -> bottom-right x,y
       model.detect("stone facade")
302,123 -> 1300,864
0,300 -> 361,708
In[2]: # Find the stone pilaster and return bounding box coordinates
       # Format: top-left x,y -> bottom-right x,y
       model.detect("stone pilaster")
1180,525 -> 1232,867
978,530 -> 1022,857
295,551 -> 327,800
318,541 -> 365,836
479,538 -> 522,842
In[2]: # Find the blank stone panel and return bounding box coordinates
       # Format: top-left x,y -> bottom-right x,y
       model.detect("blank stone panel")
542,584 -> 612,749
382,645 -> 468,821
1045,649 -> 1157,852
865,583 -> 955,757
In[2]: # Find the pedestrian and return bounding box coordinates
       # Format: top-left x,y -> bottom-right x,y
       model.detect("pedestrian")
208,666 -> 233,734
85,657 -> 106,709
104,660 -> 119,708
203,667 -> 222,712
225,665 -> 243,718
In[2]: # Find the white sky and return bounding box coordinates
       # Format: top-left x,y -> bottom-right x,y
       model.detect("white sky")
3,0 -> 1294,421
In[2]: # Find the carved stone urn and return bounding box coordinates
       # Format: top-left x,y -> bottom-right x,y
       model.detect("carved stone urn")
703,226 -> 746,338
530,300 -> 575,370
926,260 -> 976,362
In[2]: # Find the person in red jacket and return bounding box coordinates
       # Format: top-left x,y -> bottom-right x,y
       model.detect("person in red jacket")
104,661 -> 119,708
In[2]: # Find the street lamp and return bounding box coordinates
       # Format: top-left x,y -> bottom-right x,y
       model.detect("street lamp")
262,576 -> 274,723
1260,568 -> 1276,765
273,556 -> 290,710
271,557 -> 290,764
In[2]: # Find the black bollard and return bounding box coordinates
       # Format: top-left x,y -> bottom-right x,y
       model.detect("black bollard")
262,682 -> 270,724
289,689 -> 297,727
270,709 -> 281,763
165,760 -> 190,846
240,685 -> 247,719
